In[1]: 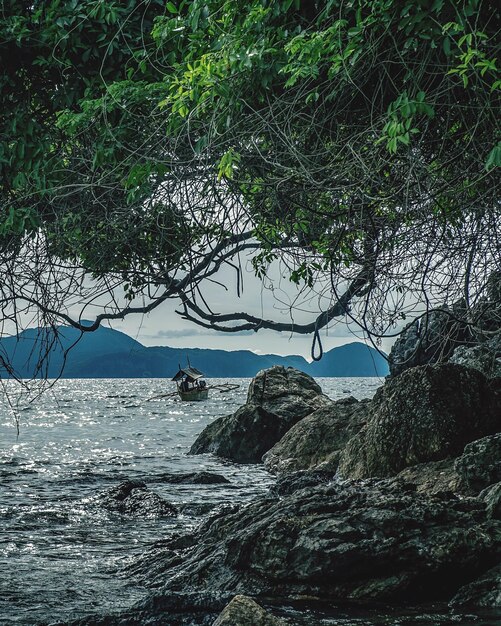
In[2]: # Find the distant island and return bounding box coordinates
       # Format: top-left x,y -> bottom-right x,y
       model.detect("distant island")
0,325 -> 388,379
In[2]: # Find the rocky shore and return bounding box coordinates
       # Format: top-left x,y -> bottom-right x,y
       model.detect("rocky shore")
51,299 -> 500,625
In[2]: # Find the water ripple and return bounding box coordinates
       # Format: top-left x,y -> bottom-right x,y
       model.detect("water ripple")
0,376 -> 380,625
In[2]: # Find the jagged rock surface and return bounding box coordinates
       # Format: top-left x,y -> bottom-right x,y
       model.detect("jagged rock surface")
389,273 -> 500,378
388,307 -> 469,376
454,434 -> 501,492
98,480 -> 177,517
393,459 -> 463,495
153,471 -> 231,485
212,595 -> 288,626
270,470 -> 336,496
481,482 -> 501,520
190,366 -> 331,463
127,481 -> 500,606
338,364 -> 500,479
263,397 -> 370,474
450,564 -> 501,608
450,339 -> 501,378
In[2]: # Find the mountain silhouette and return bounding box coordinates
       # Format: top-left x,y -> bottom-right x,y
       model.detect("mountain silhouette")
0,325 -> 388,379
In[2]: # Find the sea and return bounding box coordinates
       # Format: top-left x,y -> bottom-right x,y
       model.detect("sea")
0,378 -> 497,626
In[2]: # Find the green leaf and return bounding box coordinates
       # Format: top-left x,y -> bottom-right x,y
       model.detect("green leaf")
485,143 -> 501,170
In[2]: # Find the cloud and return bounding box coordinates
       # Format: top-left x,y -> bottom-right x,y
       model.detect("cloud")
151,328 -> 255,339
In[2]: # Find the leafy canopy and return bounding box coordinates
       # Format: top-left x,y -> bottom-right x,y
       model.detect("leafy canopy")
0,0 -> 499,359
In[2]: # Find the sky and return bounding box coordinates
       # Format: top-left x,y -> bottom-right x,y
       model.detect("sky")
111,302 -> 391,360
107,261 -> 398,359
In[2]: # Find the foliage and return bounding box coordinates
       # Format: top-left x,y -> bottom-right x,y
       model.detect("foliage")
0,0 -> 499,369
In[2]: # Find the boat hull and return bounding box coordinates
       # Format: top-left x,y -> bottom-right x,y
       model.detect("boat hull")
178,389 -> 209,402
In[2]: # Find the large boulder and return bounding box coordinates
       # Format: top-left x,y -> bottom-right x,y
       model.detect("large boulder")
389,273 -> 501,378
450,338 -> 501,379
212,595 -> 287,626
263,397 -> 370,474
190,367 -> 331,463
129,480 -> 501,606
388,306 -> 469,377
454,434 -> 501,492
245,366 -> 329,418
338,364 -> 500,479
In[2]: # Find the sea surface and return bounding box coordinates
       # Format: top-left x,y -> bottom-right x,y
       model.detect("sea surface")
0,378 -> 496,626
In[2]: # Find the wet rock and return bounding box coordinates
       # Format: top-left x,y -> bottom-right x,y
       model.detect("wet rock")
338,364 -> 500,479
190,367 -> 331,463
48,592 -> 227,626
263,397 -> 370,475
450,564 -> 501,608
454,434 -> 501,492
156,471 -> 231,485
481,482 -> 501,520
130,480 -> 500,606
99,480 -> 177,517
178,502 -> 220,516
213,595 -> 288,626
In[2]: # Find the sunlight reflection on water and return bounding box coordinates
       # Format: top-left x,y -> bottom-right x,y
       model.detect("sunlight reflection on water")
0,376 -> 381,625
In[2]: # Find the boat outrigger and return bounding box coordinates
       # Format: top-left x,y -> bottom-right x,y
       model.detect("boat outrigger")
145,366 -> 240,403
172,366 -> 209,402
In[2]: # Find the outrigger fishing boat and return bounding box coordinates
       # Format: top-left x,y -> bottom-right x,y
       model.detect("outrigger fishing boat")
172,365 -> 209,402
146,364 -> 240,403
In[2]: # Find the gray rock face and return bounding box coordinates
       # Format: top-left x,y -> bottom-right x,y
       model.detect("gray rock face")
154,471 -> 231,485
213,595 -> 287,626
190,366 -> 331,463
338,364 -> 500,479
263,397 -> 370,474
388,307 -> 469,377
454,434 -> 501,492
481,482 -> 501,520
270,470 -> 336,496
245,366 -> 331,425
450,564 -> 501,608
450,338 -> 501,378
393,459 -> 463,496
99,480 -> 177,517
129,480 -> 501,606
388,273 -> 501,378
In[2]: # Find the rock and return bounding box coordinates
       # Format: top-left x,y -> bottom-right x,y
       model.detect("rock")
481,482 -> 501,520
263,397 -> 370,474
270,470 -> 336,496
388,306 -> 469,377
99,480 -> 177,517
388,272 -> 500,378
450,338 -> 501,378
155,471 -> 231,485
393,459 -> 463,496
129,480 -> 501,606
450,564 -> 501,608
212,595 -> 288,626
454,434 -> 501,492
190,367 -> 331,463
338,364 -> 500,479
246,366 -> 327,412
48,592 -> 228,626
